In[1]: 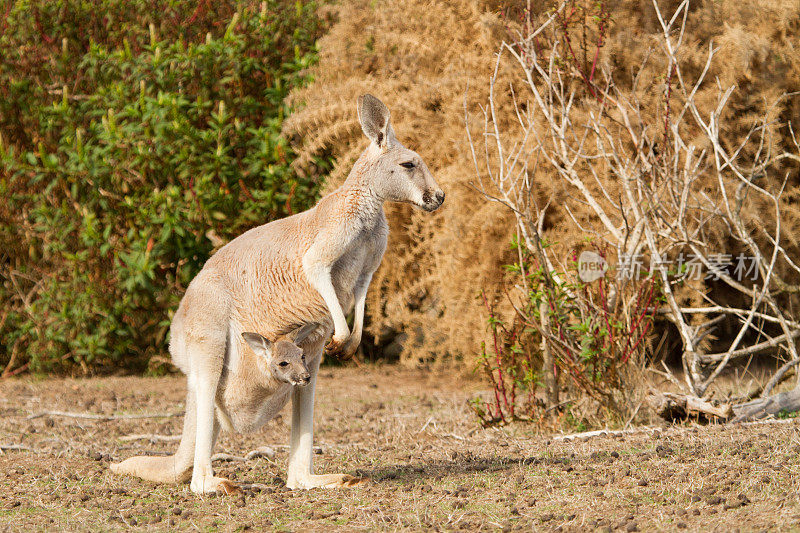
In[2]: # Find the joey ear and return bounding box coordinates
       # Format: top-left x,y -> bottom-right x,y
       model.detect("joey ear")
357,94 -> 392,149
242,332 -> 272,357
289,323 -> 318,344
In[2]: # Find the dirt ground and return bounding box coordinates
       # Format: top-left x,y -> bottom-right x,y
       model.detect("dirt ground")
1,366 -> 799,532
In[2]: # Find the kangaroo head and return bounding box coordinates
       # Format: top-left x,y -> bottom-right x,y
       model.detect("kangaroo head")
241,323 -> 318,386
357,94 -> 445,212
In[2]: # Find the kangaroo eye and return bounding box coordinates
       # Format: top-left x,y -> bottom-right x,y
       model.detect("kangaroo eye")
301,354 -> 306,361
400,161 -> 415,169
279,361 -> 289,367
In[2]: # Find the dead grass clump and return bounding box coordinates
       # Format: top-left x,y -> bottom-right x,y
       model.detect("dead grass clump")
285,0 -> 519,365
285,0 -> 800,368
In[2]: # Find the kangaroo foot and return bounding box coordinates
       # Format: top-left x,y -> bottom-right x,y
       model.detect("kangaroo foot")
190,475 -> 241,495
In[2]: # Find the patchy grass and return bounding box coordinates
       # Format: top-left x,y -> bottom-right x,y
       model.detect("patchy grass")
1,366 -> 800,531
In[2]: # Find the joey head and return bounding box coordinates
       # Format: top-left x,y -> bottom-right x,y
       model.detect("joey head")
241,324 -> 317,386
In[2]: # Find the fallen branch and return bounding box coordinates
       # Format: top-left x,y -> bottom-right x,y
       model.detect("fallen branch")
27,410 -> 183,421
553,427 -> 661,441
760,358 -> 800,398
211,452 -> 248,462
0,444 -> 32,453
418,416 -> 437,433
212,447 -> 277,463
119,438 -> 320,456
649,393 -> 733,421
739,418 -> 797,427
119,434 -> 182,442
698,331 -> 800,364
731,387 -> 800,423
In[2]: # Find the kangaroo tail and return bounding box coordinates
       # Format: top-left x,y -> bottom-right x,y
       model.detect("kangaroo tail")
110,388 -> 196,484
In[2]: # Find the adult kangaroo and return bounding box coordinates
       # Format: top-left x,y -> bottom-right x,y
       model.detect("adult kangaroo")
110,95 -> 445,494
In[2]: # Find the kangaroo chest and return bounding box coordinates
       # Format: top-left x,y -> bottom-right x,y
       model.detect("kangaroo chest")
330,215 -> 388,310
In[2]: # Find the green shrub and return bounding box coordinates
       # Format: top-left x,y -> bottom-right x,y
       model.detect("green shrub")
0,1 -> 328,375
471,239 -> 659,428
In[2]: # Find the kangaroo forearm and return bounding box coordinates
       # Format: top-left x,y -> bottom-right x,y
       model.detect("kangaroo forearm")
350,272 -> 372,341
303,262 -> 349,339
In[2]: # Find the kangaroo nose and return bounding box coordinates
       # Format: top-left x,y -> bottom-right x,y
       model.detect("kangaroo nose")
301,373 -> 311,383
435,191 -> 445,205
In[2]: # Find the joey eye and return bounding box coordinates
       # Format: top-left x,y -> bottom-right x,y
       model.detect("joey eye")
279,361 -> 289,367
399,161 -> 415,169
301,354 -> 306,361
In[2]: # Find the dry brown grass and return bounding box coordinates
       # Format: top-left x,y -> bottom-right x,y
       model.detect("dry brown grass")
2,370 -> 800,531
284,0 -> 800,366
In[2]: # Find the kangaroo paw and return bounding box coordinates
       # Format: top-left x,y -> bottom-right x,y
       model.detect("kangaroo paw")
324,338 -> 347,358
326,337 -> 360,360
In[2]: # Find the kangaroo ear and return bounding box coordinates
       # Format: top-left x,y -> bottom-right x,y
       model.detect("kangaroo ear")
242,332 -> 273,357
289,323 -> 317,344
358,94 -> 392,149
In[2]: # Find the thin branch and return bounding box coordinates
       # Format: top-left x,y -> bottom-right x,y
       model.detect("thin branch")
699,330 -> 800,364
0,444 -> 33,453
118,434 -> 183,442
27,410 -> 183,421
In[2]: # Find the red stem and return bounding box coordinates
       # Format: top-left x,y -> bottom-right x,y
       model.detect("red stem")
184,0 -> 209,26
0,0 -> 13,38
622,280 -> 656,362
482,292 -> 508,423
598,278 -> 614,353
32,6 -> 55,44
238,178 -> 255,202
587,1 -> 608,84
506,327 -> 518,419
627,318 -> 653,359
558,8 -> 598,100
285,181 -> 297,215
5,362 -> 29,377
478,342 -> 501,424
187,175 -> 203,212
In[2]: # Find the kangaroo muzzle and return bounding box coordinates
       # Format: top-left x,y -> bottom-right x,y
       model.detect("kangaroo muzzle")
422,189 -> 445,212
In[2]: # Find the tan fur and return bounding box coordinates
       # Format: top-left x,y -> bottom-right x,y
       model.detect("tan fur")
110,95 -> 444,494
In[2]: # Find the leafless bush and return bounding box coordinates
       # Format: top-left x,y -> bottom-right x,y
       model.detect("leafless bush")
468,0 -> 800,422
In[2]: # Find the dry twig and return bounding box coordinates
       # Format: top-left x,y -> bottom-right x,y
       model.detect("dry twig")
118,434 -> 183,442
27,410 -> 182,421
0,444 -> 33,453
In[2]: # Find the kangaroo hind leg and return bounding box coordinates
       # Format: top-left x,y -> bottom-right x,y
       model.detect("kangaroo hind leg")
109,387 -> 196,484
186,333 -> 240,495
286,342 -> 368,490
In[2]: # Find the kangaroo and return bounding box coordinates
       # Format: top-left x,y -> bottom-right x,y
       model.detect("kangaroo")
109,94 -> 444,494
110,324 -> 316,493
